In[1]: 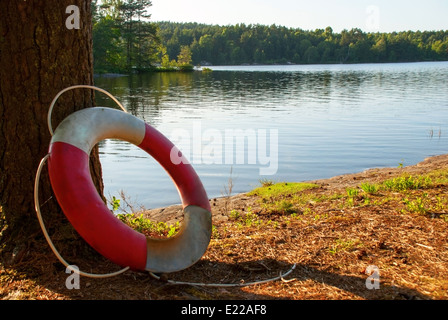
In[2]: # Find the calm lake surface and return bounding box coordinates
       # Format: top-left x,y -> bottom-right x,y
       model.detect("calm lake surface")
94,62 -> 448,210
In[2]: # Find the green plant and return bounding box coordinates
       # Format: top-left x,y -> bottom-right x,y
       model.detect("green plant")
361,183 -> 379,194
222,167 -> 235,214
328,238 -> 361,255
274,200 -> 295,214
435,196 -> 448,211
345,188 -> 359,207
211,225 -> 220,239
117,214 -> 180,238
229,209 -> 241,220
167,223 -> 180,238
403,194 -> 429,214
111,196 -> 121,211
243,211 -> 261,227
229,208 -> 262,227
382,175 -> 432,191
258,178 -> 275,187
249,182 -> 318,200
346,188 -> 359,198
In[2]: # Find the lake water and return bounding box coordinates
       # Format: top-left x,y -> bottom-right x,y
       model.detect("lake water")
94,62 -> 448,210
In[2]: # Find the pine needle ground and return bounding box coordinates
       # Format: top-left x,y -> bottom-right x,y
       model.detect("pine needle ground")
1,155 -> 448,300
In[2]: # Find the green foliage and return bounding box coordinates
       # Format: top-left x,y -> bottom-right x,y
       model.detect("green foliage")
249,182 -> 318,199
346,188 -> 359,198
229,207 -> 262,228
111,196 -> 121,211
274,200 -> 295,214
156,22 -> 448,66
345,188 -> 359,207
258,178 -> 275,187
361,183 -> 379,194
92,15 -> 127,73
249,182 -> 317,215
382,175 -> 433,191
92,0 -> 160,73
177,45 -> 193,66
116,213 -> 180,238
404,196 -> 428,214
229,209 -> 241,220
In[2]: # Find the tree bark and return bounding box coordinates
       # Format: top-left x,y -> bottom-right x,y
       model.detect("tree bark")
0,1 -> 103,258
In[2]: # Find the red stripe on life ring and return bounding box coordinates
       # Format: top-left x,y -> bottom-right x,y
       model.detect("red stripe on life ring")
48,142 -> 148,271
138,124 -> 211,213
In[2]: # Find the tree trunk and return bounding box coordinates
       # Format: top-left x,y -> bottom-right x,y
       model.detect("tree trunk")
0,1 -> 103,260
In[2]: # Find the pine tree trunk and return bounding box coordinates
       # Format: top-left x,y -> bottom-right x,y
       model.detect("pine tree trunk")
0,1 -> 103,260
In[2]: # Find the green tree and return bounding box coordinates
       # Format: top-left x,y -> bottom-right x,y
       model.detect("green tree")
100,0 -> 123,19
118,0 -> 159,71
304,46 -> 320,63
177,45 -> 193,66
299,39 -> 312,60
93,16 -> 126,73
432,40 -> 448,58
197,34 -> 214,64
324,26 -> 333,40
139,21 -> 448,67
372,35 -> 388,62
158,44 -> 177,69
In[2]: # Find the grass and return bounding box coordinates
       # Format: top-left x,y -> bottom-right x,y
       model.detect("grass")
361,182 -> 379,194
229,207 -> 263,228
249,182 -> 318,199
382,175 -> 433,191
248,182 -> 319,214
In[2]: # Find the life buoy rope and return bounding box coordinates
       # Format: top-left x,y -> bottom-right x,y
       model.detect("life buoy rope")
35,86 -> 212,276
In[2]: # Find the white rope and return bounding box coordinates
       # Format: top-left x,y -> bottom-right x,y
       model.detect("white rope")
148,263 -> 297,287
47,85 -> 128,136
34,85 -> 131,278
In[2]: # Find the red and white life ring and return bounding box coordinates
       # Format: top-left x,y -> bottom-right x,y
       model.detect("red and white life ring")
47,107 -> 212,273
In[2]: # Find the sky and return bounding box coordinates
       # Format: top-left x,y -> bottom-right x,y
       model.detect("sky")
149,0 -> 448,33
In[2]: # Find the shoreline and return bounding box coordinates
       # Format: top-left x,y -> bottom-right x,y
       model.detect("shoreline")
143,153 -> 448,225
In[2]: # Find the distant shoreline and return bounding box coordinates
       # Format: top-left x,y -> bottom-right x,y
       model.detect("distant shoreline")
94,60 -> 448,77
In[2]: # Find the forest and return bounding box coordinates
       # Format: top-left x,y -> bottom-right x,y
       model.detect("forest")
92,0 -> 448,73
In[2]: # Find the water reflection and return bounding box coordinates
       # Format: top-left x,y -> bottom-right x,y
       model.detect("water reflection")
94,62 -> 448,209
